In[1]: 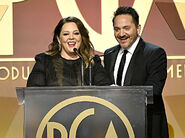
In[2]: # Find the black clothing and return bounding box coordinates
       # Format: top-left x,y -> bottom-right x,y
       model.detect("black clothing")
116,49 -> 128,85
27,53 -> 111,86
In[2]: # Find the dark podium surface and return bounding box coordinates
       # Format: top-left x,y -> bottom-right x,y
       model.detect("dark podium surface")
16,86 -> 153,138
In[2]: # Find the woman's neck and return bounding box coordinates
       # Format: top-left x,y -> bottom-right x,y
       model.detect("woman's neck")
60,52 -> 80,60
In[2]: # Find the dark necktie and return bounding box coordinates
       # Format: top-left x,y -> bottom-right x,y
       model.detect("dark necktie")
116,50 -> 128,86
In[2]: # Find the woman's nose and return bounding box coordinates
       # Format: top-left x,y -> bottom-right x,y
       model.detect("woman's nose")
69,34 -> 74,39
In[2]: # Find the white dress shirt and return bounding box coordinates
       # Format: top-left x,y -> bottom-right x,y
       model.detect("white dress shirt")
114,36 -> 140,85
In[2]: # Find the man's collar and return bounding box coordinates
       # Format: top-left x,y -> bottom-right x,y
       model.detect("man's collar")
127,36 -> 140,54
119,36 -> 140,54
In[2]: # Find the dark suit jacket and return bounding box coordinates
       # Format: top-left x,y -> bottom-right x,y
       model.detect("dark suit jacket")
104,38 -> 169,138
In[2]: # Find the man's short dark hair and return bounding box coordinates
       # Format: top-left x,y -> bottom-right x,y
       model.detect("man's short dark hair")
112,6 -> 139,26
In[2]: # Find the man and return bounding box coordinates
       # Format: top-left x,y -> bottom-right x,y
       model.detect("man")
104,6 -> 169,138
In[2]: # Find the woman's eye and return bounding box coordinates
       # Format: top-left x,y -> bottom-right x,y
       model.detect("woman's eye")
74,32 -> 80,35
63,33 -> 69,36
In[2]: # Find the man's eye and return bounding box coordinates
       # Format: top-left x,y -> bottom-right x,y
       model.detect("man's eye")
114,27 -> 120,32
124,26 -> 130,30
114,28 -> 119,32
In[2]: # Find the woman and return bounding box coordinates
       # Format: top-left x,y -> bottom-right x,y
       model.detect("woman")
27,16 -> 111,86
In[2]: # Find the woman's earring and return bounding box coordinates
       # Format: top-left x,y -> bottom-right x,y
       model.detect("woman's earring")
57,37 -> 62,51
58,43 -> 61,51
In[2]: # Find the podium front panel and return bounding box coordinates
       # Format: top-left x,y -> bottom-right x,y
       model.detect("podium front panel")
18,86 -> 148,138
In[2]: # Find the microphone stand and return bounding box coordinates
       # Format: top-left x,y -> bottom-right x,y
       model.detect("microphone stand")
89,56 -> 94,86
81,60 -> 84,86
88,49 -> 116,86
73,48 -> 84,86
89,55 -> 102,86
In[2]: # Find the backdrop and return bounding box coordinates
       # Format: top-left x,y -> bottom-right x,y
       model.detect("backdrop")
0,0 -> 185,137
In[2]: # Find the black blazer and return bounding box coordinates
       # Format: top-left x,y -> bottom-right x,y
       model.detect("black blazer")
104,38 -> 169,138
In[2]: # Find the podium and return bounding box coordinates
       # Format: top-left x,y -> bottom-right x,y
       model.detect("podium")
16,86 -> 153,138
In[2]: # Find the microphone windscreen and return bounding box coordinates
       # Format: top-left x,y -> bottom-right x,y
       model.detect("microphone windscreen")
73,48 -> 77,52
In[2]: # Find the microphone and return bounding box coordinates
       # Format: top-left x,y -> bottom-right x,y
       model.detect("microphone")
73,48 -> 85,86
89,48 -> 116,86
73,48 -> 82,58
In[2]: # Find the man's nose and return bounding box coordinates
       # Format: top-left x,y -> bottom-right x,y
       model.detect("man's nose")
119,29 -> 125,36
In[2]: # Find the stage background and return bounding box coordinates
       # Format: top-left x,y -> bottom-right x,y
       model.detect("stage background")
0,0 -> 185,137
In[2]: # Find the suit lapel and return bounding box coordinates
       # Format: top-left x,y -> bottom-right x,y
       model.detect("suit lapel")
109,46 -> 120,83
124,38 -> 145,85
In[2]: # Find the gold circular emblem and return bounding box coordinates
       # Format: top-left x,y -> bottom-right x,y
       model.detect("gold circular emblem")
36,96 -> 135,138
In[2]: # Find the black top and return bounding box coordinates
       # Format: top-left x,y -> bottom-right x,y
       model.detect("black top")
27,53 -> 111,86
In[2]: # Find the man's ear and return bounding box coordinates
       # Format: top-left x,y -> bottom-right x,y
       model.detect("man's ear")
57,36 -> 61,44
137,24 -> 141,35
